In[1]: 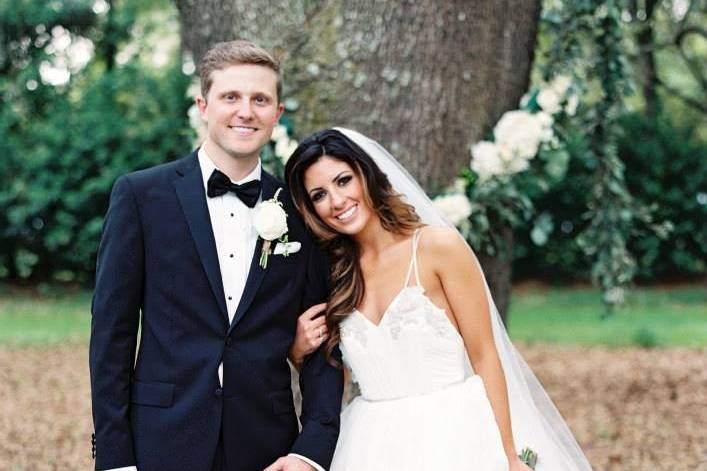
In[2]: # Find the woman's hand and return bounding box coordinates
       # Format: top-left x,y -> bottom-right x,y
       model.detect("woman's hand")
508,455 -> 535,471
288,303 -> 328,369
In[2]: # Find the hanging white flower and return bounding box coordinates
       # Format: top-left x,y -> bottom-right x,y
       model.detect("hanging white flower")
452,177 -> 467,193
494,110 -> 544,161
271,124 -> 299,164
433,193 -> 472,226
188,104 -> 207,145
603,286 -> 625,305
536,111 -> 555,143
519,92 -> 532,108
470,141 -> 504,180
507,156 -> 530,174
550,75 -> 572,97
537,87 -> 562,114
275,138 -> 296,161
565,94 -> 579,116
271,124 -> 288,141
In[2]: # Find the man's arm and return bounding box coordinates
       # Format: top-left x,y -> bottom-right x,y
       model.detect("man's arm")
89,176 -> 143,470
289,243 -> 344,469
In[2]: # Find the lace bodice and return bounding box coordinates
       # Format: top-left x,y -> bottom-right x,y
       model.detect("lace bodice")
339,230 -> 471,401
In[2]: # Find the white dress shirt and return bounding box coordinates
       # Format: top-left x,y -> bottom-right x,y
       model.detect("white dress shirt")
103,149 -> 323,471
198,148 -> 260,386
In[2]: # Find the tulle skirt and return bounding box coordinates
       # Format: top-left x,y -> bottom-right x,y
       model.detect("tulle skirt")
331,375 -> 509,471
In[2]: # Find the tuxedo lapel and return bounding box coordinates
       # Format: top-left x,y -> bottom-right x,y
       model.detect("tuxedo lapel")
228,171 -> 280,334
174,152 -> 228,323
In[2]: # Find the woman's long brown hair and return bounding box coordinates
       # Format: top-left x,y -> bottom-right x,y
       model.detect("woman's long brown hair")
285,129 -> 422,366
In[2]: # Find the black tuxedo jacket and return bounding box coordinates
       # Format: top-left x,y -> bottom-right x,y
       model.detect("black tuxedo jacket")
89,151 -> 343,471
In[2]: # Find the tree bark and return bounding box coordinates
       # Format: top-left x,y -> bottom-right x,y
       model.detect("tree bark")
477,225 -> 514,326
174,0 -> 542,317
634,0 -> 659,117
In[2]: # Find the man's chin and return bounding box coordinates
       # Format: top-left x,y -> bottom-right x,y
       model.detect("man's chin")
224,146 -> 262,161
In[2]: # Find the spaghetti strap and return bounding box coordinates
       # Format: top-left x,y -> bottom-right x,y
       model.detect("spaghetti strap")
404,229 -> 422,288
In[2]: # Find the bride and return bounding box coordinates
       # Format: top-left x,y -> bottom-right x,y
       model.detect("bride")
284,128 -> 592,471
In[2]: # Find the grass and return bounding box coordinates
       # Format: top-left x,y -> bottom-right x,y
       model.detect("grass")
508,284 -> 707,347
0,285 -> 91,345
0,283 -> 705,347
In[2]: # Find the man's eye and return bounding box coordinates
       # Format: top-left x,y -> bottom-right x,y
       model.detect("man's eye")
225,94 -> 236,101
255,95 -> 267,104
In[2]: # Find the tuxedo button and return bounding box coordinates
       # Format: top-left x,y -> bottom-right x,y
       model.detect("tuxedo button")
225,338 -> 232,346
214,388 -> 223,397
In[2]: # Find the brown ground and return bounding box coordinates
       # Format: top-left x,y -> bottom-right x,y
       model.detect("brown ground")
0,344 -> 705,470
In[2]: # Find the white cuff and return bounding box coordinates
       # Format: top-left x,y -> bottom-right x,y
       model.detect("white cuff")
289,453 -> 325,471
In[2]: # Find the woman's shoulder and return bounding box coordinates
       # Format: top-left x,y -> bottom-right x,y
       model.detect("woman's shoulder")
417,225 -> 467,258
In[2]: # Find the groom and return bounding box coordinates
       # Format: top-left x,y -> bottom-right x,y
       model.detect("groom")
89,40 -> 343,471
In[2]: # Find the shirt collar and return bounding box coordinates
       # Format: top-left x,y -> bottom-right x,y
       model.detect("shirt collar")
198,146 -> 262,192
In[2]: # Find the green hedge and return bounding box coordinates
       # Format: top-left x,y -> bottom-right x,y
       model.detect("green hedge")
0,63 -> 193,281
514,112 -> 706,281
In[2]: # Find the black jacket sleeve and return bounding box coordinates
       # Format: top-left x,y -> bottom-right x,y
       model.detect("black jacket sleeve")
290,241 -> 344,469
89,176 -> 143,469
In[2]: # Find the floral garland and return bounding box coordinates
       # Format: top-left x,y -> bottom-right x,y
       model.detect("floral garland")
433,75 -> 578,257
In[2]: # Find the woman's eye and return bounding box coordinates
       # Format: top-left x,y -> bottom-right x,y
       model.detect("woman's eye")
338,176 -> 352,186
311,191 -> 325,202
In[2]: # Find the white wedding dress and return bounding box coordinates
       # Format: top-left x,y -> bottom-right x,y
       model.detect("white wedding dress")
331,230 -> 509,470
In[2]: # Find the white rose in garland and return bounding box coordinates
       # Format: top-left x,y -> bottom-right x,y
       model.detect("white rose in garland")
537,88 -> 562,114
536,112 -> 555,143
494,110 -> 544,161
550,75 -> 572,96
565,94 -> 579,116
271,124 -> 288,141
437,74 -> 578,250
433,193 -> 473,226
471,141 -> 504,180
253,188 -> 289,268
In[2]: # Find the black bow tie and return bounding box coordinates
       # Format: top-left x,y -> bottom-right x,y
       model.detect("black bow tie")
207,169 -> 261,208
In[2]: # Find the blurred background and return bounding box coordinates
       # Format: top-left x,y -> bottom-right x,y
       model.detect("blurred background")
0,0 -> 704,469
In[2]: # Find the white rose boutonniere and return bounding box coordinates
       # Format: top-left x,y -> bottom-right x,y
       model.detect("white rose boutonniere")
253,188 -> 289,269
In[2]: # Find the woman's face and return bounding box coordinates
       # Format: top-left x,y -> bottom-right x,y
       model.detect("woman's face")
303,156 -> 374,236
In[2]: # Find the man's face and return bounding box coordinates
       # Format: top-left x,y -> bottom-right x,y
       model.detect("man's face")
197,64 -> 284,162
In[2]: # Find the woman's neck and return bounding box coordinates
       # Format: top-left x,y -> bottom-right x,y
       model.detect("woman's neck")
353,216 -> 401,258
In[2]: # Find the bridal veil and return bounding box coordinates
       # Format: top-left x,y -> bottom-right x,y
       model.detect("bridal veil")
334,127 -> 593,471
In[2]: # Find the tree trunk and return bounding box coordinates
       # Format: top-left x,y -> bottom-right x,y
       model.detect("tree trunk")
477,225 -> 514,326
174,0 -> 541,317
634,0 -> 659,117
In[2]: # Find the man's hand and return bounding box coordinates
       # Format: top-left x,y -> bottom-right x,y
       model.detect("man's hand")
263,455 -> 316,471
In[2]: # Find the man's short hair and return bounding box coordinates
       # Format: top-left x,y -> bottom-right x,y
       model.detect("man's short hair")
199,40 -> 282,101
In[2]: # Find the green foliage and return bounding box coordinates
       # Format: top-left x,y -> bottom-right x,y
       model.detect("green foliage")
632,327 -> 659,349
0,0 -> 193,282
0,64 -> 193,281
507,285 -> 707,347
540,0 -> 650,314
619,112 -> 707,278
514,112 -> 706,282
513,129 -> 594,281
3,283 -> 704,347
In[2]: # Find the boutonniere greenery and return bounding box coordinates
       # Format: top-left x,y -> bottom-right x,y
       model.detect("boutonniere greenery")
253,187 -> 289,269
